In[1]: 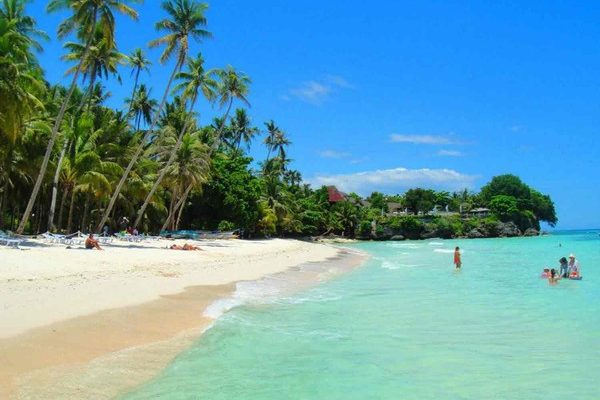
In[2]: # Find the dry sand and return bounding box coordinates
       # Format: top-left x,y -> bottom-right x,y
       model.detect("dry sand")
0,237 -> 348,399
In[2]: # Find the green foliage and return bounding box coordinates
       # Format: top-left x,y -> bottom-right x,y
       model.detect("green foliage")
0,4 -> 559,239
218,220 -> 235,231
404,188 -> 436,215
482,174 -> 557,229
489,195 -> 519,222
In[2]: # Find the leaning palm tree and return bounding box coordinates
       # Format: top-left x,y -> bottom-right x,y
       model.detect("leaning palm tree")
133,52 -> 216,228
48,30 -> 125,232
17,0 -> 139,234
96,0 -> 211,232
162,65 -> 252,230
126,48 -> 151,115
160,130 -> 210,231
62,29 -> 126,109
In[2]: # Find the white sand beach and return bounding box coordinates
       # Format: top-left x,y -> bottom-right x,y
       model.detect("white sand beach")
0,237 -> 353,399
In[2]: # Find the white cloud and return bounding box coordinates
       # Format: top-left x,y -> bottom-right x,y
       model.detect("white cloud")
324,74 -> 354,89
288,75 -> 352,105
308,167 -> 477,195
437,149 -> 463,157
319,150 -> 352,159
390,134 -> 457,145
510,125 -> 524,132
350,156 -> 369,164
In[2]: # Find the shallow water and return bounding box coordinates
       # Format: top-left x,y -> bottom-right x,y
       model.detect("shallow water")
123,231 -> 600,400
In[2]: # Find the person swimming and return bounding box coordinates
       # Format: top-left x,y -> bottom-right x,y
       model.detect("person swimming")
541,268 -> 550,278
548,268 -> 559,285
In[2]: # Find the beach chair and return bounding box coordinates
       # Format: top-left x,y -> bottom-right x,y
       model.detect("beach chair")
0,232 -> 23,249
98,236 -> 113,244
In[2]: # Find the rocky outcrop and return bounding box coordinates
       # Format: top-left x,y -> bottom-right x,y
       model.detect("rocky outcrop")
467,228 -> 485,238
390,235 -> 405,241
523,228 -> 540,237
421,228 -> 439,239
497,222 -> 521,237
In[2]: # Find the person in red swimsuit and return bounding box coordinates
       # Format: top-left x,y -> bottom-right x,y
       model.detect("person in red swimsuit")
454,246 -> 462,269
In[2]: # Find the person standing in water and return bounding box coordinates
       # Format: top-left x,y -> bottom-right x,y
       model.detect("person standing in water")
559,257 -> 569,278
454,246 -> 462,269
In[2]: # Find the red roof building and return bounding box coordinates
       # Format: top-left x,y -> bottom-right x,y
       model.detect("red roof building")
327,186 -> 347,203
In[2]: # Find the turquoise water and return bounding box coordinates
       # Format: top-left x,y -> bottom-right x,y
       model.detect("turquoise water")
124,231 -> 600,399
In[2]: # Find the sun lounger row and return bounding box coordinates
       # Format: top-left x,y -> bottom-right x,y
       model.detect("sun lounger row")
160,230 -> 239,240
41,232 -> 83,246
0,231 -> 22,249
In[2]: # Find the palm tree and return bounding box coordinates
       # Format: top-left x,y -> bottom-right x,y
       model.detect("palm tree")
229,108 -> 258,151
96,0 -> 211,232
162,65 -> 253,229
47,30 -> 125,232
0,0 -> 49,52
126,48 -> 151,115
62,29 -> 126,109
157,130 -> 210,231
272,129 -> 291,161
133,52 -> 216,228
210,66 -> 250,152
126,84 -> 157,130
0,17 -> 45,144
17,0 -> 139,234
263,120 -> 280,162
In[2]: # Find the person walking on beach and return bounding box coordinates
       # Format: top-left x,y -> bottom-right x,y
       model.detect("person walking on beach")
454,246 -> 462,269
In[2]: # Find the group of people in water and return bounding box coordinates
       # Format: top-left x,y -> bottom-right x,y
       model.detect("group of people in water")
453,246 -> 582,285
542,254 -> 581,284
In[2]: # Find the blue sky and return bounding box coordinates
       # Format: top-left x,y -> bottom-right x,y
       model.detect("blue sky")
28,0 -> 600,229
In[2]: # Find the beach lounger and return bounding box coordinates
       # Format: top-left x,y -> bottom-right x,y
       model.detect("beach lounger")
0,232 -> 23,249
98,236 -> 113,244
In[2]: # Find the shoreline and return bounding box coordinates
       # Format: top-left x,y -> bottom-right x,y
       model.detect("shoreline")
0,238 -> 366,399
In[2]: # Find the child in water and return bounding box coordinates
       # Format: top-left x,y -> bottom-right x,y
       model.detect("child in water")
541,268 -> 550,278
454,247 -> 462,269
548,268 -> 559,285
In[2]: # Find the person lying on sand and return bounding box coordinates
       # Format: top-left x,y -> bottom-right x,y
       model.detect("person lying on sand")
170,243 -> 201,251
85,234 -> 103,250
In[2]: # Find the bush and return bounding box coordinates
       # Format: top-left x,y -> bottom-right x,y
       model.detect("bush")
399,216 -> 424,239
357,220 -> 373,237
433,217 -> 462,239
218,220 -> 236,231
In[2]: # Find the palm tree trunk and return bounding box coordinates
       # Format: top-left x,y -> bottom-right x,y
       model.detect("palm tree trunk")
16,14 -> 97,234
210,98 -> 233,153
47,139 -> 69,232
81,193 -> 90,232
133,92 -> 198,229
127,68 -> 141,116
67,189 -> 76,234
161,184 -> 190,232
96,59 -> 183,233
83,73 -> 97,111
174,188 -> 190,231
57,185 -> 69,232
0,179 -> 8,229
